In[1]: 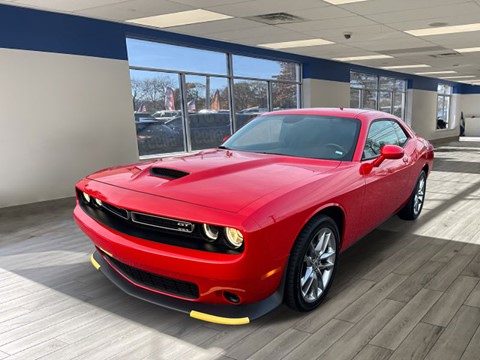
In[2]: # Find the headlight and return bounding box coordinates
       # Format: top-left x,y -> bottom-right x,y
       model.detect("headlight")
94,198 -> 103,207
225,227 -> 244,249
202,224 -> 219,242
82,192 -> 91,203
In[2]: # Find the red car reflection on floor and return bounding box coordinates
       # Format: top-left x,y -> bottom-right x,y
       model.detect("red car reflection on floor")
74,108 -> 434,325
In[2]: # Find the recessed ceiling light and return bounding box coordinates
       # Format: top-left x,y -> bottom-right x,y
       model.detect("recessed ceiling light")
405,23 -> 480,36
415,71 -> 457,75
259,38 -> 334,49
334,54 -> 393,61
323,0 -> 369,4
439,75 -> 476,79
454,47 -> 480,53
381,64 -> 431,70
126,9 -> 232,28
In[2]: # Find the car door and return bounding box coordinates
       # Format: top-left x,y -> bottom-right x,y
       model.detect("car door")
391,120 -> 418,203
360,119 -> 413,231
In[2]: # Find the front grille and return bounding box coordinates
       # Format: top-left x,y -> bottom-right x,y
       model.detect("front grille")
101,202 -> 194,233
76,188 -> 243,254
102,202 -> 129,220
131,212 -> 194,233
104,253 -> 199,299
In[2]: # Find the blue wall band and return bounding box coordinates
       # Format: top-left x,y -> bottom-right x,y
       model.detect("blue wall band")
1,3 -> 479,94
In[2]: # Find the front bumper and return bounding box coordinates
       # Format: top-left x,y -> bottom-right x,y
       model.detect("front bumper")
90,250 -> 284,325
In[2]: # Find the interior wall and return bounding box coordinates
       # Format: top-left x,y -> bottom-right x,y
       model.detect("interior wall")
303,79 -> 350,108
461,94 -> 480,117
0,48 -> 139,208
408,89 -> 459,141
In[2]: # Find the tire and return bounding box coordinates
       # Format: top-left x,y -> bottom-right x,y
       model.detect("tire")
398,170 -> 427,220
285,215 -> 339,312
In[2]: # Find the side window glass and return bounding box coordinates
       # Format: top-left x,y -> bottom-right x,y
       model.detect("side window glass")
363,120 -> 399,159
392,121 -> 409,147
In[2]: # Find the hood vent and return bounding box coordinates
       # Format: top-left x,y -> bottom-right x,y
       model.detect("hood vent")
150,167 -> 189,180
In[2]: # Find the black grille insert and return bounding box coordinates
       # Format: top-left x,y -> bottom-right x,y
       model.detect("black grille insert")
104,252 -> 199,299
102,202 -> 129,219
131,212 -> 194,233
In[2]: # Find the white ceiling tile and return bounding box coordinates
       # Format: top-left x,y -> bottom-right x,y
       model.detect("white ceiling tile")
75,0 -> 194,21
295,44 -> 367,58
8,0 -> 480,76
340,0 -> 473,15
13,0 -> 127,12
165,18 -> 264,35
170,0 -> 252,7
278,17 -> 376,34
285,5 -> 358,20
365,2 -> 480,24
352,37 -> 433,52
421,32 -> 480,50
207,0 -> 330,18
307,24 -> 402,44
208,26 -> 311,44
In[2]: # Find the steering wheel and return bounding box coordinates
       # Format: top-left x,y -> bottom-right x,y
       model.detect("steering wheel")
324,143 -> 348,157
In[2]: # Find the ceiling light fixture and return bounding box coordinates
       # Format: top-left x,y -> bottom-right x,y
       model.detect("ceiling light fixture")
126,9 -> 232,28
334,54 -> 393,61
454,47 -> 480,53
381,64 -> 431,70
323,0 -> 369,4
439,75 -> 476,79
415,71 -> 457,75
405,23 -> 480,36
259,38 -> 334,49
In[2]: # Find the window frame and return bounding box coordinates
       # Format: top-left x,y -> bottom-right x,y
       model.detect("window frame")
362,118 -> 411,161
436,84 -> 453,131
126,37 -> 303,157
350,71 -> 407,120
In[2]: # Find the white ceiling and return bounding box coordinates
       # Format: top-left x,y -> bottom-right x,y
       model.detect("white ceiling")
4,0 -> 480,83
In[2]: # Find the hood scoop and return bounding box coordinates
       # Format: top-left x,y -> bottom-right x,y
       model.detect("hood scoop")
150,167 -> 189,180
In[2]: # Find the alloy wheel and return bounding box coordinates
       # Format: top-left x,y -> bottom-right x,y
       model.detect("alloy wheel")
300,228 -> 336,303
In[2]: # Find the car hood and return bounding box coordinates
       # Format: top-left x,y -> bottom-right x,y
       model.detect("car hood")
87,149 -> 341,213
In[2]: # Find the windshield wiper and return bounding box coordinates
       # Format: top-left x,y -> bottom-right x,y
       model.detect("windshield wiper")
218,145 -> 230,150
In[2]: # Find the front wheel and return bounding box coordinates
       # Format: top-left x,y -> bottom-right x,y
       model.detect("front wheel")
285,215 -> 339,312
398,170 -> 427,220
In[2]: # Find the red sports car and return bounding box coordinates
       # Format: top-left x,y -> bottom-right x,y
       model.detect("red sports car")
74,108 -> 434,325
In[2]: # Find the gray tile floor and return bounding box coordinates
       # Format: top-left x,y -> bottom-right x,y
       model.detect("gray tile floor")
1,140 -> 479,360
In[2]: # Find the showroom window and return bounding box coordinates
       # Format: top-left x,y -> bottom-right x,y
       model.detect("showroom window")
350,71 -> 406,119
436,84 -> 452,130
126,38 -> 301,157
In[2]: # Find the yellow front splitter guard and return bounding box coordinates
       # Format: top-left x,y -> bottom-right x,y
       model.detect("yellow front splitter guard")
190,310 -> 250,325
90,253 -> 101,270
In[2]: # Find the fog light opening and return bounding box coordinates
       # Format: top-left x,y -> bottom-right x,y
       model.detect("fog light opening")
223,291 -> 241,304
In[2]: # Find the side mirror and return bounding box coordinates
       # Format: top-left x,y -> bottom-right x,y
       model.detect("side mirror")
377,144 -> 404,162
361,145 -> 405,175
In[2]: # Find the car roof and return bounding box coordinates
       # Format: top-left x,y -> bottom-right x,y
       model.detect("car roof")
263,107 -> 397,120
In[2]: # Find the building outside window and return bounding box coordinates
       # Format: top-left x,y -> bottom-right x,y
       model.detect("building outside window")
436,84 -> 452,130
126,38 -> 302,157
350,71 -> 406,120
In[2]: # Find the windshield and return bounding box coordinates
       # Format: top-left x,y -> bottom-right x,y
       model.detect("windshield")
223,115 -> 361,161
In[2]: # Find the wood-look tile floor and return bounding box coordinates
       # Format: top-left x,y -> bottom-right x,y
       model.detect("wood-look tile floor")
1,140 -> 480,360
